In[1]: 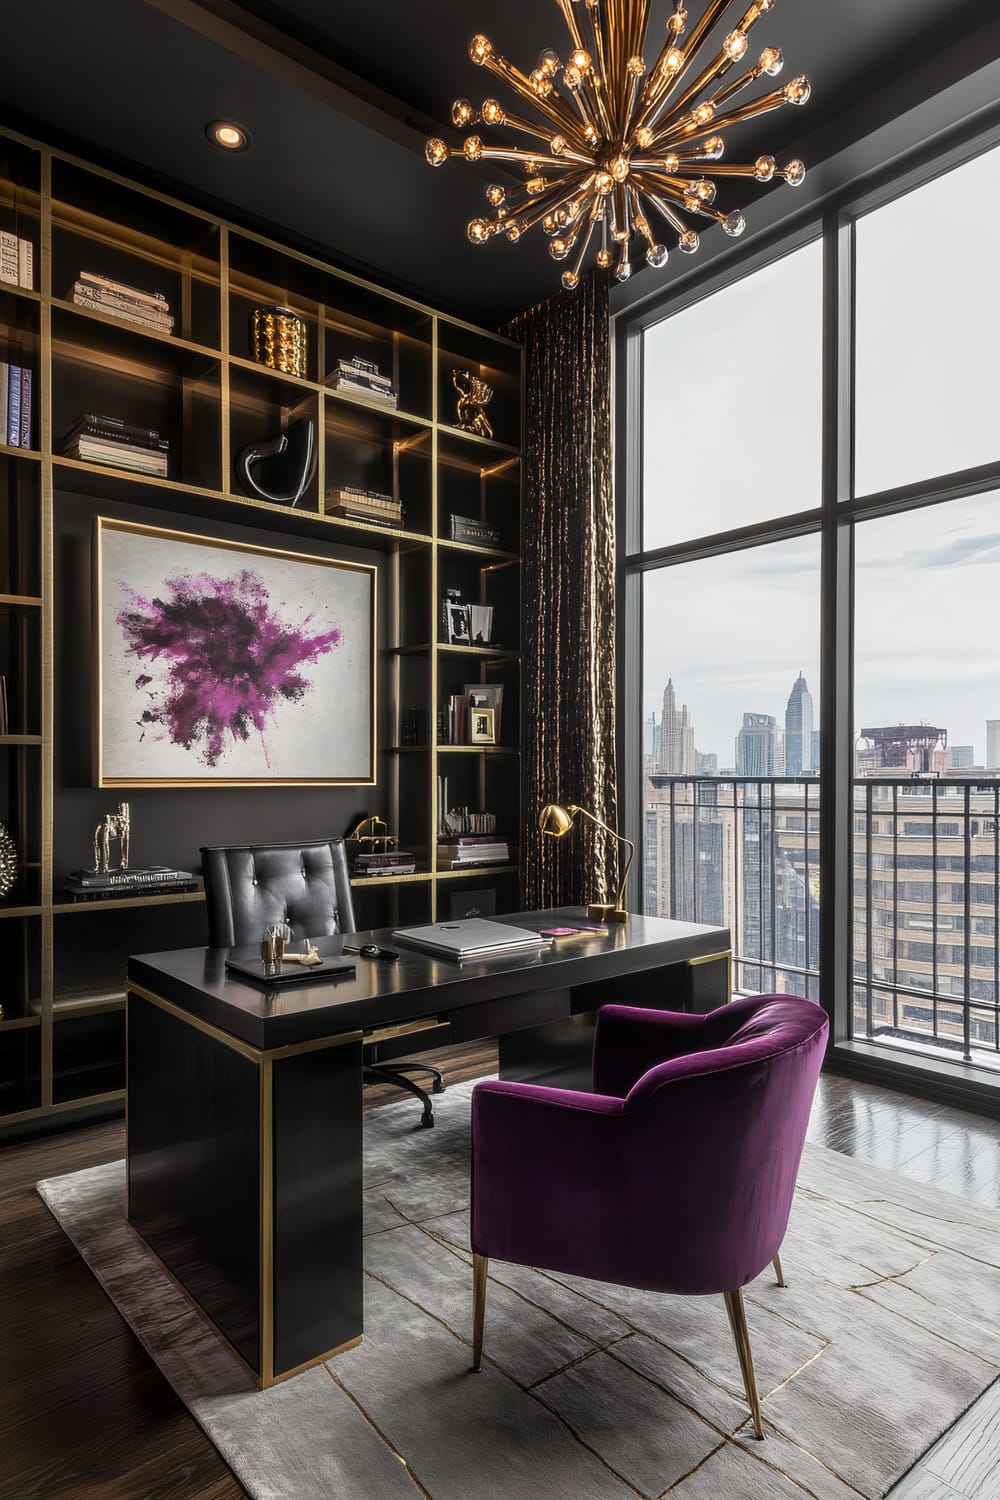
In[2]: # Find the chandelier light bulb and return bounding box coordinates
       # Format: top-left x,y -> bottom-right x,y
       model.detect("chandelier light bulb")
434,1 -> 811,289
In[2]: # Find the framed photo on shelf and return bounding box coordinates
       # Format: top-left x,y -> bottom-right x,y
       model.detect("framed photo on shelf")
469,706 -> 496,744
465,682 -> 503,740
443,600 -> 471,645
95,517 -> 376,786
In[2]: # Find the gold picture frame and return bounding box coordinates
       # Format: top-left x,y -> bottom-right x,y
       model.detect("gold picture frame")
469,706 -> 496,745
94,516 -> 377,787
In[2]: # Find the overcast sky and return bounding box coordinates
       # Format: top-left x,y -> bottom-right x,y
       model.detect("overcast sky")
641,145 -> 1000,768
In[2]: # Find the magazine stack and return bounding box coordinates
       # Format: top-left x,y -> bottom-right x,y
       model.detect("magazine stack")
70,272 -> 175,335
63,413 -> 169,477
329,356 -> 398,408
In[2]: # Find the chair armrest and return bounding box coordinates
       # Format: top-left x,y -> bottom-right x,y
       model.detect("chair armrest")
470,1080 -> 625,1263
592,1005 -> 716,1097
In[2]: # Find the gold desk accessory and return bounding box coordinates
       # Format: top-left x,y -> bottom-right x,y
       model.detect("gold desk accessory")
538,802 -> 635,924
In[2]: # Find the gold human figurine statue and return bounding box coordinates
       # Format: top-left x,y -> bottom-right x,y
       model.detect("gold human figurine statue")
452,368 -> 494,440
93,801 -> 130,872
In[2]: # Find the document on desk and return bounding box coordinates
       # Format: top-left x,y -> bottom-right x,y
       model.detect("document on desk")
392,918 -> 551,960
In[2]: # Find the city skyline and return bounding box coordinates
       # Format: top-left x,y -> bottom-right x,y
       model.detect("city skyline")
644,665 -> 997,773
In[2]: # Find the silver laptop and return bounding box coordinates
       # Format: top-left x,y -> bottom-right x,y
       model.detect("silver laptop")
392,918 -> 549,959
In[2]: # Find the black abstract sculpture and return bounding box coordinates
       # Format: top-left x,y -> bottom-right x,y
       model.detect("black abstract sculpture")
236,417 -> 317,507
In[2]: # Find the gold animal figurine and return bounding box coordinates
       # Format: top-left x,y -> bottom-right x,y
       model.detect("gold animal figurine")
93,801 -> 130,872
452,368 -> 494,440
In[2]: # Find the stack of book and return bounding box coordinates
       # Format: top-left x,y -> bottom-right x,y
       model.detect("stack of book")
329,357 -> 398,408
70,272 -> 174,334
1,361 -> 33,448
353,848 -> 416,877
450,513 -> 500,548
0,232 -> 33,289
64,866 -> 197,901
325,485 -> 403,526
436,836 -> 510,869
63,414 -> 169,477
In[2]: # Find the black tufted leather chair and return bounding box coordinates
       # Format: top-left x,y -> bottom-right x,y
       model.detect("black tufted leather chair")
200,838 -> 443,1126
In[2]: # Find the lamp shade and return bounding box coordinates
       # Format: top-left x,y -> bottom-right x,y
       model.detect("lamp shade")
538,803 -> 577,838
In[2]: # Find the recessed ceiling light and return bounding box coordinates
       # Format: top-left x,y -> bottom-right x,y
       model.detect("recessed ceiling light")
206,120 -> 251,152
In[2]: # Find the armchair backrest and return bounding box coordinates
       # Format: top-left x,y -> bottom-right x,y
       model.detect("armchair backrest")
622,996 -> 828,1293
200,838 -> 356,948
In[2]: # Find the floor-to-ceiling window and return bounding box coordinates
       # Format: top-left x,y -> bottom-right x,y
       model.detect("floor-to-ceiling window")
623,129 -> 1000,1083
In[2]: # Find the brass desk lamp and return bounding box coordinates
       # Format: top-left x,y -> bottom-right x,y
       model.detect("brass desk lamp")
538,803 -> 635,924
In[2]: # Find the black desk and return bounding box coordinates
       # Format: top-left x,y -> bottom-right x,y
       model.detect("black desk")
126,908 -> 730,1388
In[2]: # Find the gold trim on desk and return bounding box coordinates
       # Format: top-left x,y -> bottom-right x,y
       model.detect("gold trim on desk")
687,949 -> 733,1002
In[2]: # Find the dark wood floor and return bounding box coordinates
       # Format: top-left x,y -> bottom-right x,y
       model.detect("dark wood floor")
2,1044 -> 999,1499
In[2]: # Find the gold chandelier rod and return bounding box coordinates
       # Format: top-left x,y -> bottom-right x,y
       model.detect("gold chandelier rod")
426,0 -> 811,292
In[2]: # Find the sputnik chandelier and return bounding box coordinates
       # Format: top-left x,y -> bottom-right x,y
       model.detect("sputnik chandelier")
425,0 -> 810,290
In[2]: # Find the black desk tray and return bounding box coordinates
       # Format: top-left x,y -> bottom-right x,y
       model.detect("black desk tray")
224,954 -> 356,988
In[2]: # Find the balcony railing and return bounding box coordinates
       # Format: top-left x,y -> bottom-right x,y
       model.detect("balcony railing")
644,774 -> 1000,1069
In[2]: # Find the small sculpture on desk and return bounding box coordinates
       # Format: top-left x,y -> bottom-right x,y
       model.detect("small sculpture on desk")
93,801 -> 130,872
452,368 -> 494,440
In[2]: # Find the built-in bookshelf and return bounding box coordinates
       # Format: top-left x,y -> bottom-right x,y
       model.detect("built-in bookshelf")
0,123 -> 523,1132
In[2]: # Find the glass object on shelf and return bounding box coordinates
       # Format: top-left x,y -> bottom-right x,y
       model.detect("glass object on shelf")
236,417 -> 317,508
249,304 -> 308,378
452,368 -> 493,439
0,821 -> 18,897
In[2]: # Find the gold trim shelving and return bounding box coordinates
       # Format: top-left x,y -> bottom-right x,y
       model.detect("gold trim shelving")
0,122 -> 523,1133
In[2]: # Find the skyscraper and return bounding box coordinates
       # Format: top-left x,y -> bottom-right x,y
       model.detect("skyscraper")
658,679 -> 695,774
988,721 -> 1000,770
784,672 -> 814,777
736,713 -> 784,776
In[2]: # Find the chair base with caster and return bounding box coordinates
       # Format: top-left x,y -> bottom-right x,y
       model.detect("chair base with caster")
364,1062 -> 444,1127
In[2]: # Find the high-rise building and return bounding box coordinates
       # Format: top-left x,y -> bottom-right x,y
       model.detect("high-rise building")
736,713 -> 784,776
658,679 -> 695,774
811,729 -> 821,773
784,672 -> 814,776
697,751 -> 718,775
988,721 -> 1000,770
950,745 -> 975,769
643,712 -> 660,762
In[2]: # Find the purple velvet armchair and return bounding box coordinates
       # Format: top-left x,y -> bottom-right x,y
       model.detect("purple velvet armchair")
470,994 -> 828,1438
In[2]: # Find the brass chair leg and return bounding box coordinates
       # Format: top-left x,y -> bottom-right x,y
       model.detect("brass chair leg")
472,1254 -> 488,1371
723,1288 -> 765,1439
772,1253 -> 785,1287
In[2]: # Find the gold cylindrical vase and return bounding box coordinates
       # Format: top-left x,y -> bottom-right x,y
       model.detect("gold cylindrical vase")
249,304 -> 308,378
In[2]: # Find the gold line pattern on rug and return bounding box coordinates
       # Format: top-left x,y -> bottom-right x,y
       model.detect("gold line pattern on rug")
323,1364 -> 434,1500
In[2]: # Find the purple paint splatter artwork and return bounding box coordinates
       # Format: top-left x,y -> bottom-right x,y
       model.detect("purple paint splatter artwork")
115,568 -> 342,766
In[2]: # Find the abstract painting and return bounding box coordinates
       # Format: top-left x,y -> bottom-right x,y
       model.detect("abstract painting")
95,518 -> 375,785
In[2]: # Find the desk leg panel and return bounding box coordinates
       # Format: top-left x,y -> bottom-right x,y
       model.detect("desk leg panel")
127,990 -> 261,1373
270,1039 -> 363,1377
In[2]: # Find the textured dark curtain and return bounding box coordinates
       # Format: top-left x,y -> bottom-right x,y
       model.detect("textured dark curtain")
502,270 -> 618,911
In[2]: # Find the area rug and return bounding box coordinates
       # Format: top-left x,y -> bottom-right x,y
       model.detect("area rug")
38,1082 -> 1000,1500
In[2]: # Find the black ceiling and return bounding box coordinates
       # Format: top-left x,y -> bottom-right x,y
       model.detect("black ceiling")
0,0 -> 996,326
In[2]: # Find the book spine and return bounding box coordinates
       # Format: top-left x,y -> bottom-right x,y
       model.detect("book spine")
337,360 -> 391,387
0,365 -> 8,440
0,230 -> 17,284
68,871 -> 193,888
69,427 -> 170,453
6,365 -> 20,446
78,271 -> 169,309
18,238 -> 33,290
74,281 -> 169,316
18,368 -> 31,449
69,413 -> 163,442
